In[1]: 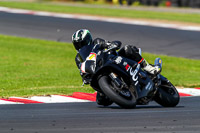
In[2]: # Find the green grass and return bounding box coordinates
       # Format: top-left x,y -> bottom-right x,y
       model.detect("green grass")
0,35 -> 94,98
0,35 -> 200,98
0,1 -> 200,24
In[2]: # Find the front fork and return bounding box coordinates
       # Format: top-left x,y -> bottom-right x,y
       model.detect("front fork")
109,73 -> 127,89
109,72 -> 132,98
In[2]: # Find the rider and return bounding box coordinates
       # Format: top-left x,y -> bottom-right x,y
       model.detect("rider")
72,29 -> 160,105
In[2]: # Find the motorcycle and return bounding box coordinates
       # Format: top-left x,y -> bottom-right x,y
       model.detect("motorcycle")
78,42 -> 180,108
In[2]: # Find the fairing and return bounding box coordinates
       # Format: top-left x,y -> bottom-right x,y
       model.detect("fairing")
78,44 -> 94,61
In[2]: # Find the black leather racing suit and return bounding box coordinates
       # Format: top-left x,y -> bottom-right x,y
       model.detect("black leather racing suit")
75,38 -> 143,71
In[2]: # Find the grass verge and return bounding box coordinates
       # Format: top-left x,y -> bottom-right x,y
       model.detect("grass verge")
0,35 -> 94,98
0,35 -> 200,98
0,1 -> 200,24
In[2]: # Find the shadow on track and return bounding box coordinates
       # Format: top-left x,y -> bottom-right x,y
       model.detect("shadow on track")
97,104 -> 184,110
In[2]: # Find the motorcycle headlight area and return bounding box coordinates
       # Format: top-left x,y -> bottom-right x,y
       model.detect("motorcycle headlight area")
81,60 -> 96,74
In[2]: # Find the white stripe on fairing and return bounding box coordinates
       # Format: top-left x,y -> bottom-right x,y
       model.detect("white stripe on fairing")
0,7 -> 200,31
80,61 -> 86,73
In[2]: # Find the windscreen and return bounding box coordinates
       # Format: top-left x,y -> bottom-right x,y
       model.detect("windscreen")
78,44 -> 94,62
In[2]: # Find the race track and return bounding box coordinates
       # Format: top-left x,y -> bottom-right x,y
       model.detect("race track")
0,12 -> 200,59
0,97 -> 200,133
0,11 -> 200,133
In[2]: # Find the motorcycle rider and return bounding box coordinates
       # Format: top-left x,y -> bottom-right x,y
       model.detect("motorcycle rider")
72,29 -> 160,106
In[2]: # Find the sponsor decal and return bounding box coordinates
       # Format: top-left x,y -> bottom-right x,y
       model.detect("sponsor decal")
125,64 -> 130,71
115,56 -> 122,64
145,82 -> 152,91
123,62 -> 127,66
88,53 -> 96,61
125,63 -> 140,86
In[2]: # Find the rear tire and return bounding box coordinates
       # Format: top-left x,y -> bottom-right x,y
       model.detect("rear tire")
98,75 -> 136,109
154,77 -> 180,107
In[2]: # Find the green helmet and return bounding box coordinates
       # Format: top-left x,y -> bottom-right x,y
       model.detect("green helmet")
72,29 -> 92,51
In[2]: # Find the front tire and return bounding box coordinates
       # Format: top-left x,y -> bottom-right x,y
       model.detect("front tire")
98,75 -> 136,109
154,77 -> 180,107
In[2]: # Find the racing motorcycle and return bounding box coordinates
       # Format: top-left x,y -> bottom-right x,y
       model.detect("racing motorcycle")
79,42 -> 180,108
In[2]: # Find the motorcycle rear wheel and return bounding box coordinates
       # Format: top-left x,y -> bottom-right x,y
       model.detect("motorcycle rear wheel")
98,75 -> 136,109
154,78 -> 180,107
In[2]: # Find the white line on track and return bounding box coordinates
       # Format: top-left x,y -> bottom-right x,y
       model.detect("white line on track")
0,6 -> 200,32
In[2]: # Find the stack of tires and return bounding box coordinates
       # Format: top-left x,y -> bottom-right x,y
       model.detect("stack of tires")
118,0 -> 161,6
118,0 -> 135,6
139,0 -> 161,6
189,0 -> 200,8
169,0 -> 200,8
118,0 -> 200,8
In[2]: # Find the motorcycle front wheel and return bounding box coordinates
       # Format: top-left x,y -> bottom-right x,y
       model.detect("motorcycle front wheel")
98,75 -> 136,109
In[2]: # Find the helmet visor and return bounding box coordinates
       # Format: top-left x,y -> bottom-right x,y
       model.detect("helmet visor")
73,39 -> 91,50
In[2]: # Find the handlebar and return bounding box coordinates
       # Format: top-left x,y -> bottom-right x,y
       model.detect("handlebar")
103,43 -> 118,53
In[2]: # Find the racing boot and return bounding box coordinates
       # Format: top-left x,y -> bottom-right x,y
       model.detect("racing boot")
140,59 -> 160,75
96,92 -> 113,106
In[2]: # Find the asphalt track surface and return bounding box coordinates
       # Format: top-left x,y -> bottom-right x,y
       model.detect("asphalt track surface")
0,12 -> 200,59
0,11 -> 200,133
0,97 -> 200,133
